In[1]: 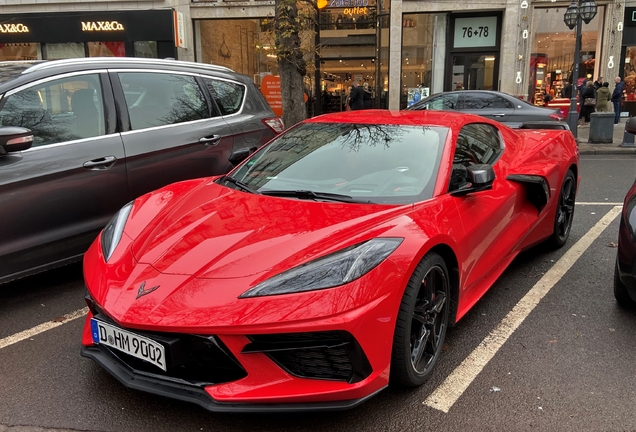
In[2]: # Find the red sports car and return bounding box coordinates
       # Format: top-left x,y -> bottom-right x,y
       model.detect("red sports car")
81,110 -> 579,412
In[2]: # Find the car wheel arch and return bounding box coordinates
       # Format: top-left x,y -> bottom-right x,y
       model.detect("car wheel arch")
425,244 -> 460,327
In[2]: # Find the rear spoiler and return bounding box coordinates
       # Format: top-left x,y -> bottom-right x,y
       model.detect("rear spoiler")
518,121 -> 570,131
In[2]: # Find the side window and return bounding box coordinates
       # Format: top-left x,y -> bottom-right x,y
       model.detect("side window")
424,94 -> 460,110
449,123 -> 502,191
202,78 -> 246,115
118,72 -> 208,131
460,93 -> 513,110
0,74 -> 105,147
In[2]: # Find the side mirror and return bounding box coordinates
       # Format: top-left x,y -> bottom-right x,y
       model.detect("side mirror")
625,117 -> 636,135
451,164 -> 495,196
228,147 -> 257,166
0,127 -> 33,156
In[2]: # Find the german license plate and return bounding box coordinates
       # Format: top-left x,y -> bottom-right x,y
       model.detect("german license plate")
90,318 -> 166,371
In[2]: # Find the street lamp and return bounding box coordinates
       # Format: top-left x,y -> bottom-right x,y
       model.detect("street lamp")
564,0 -> 598,138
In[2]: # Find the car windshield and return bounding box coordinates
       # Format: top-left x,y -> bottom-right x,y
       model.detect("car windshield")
0,62 -> 38,85
229,122 -> 448,204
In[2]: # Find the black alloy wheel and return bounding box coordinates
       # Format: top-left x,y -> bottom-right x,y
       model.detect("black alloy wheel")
550,169 -> 576,248
391,253 -> 450,387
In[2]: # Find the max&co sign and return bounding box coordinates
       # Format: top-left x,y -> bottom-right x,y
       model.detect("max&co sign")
0,23 -> 29,34
81,21 -> 125,32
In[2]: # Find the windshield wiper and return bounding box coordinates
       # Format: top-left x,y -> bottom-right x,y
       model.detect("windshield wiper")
260,189 -> 370,203
219,176 -> 259,194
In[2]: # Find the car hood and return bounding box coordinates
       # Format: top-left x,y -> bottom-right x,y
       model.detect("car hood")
130,181 -> 407,281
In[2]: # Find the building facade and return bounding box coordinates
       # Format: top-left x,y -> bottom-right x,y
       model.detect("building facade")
1,0 -> 626,113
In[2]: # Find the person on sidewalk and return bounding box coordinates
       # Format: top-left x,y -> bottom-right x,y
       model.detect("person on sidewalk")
579,81 -> 596,126
596,82 -> 611,112
362,82 -> 373,109
612,76 -> 625,124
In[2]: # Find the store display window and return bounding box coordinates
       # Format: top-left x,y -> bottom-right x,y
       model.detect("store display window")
0,43 -> 41,61
88,42 -> 125,57
401,13 -> 435,109
529,6 -> 604,105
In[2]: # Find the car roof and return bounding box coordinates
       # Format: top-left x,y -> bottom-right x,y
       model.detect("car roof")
306,109 -> 500,128
0,57 -> 246,92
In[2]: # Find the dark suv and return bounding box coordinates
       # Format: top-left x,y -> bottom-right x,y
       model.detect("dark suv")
0,58 -> 283,284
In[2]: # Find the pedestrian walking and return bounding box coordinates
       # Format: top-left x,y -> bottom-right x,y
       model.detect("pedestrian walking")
595,82 -> 611,112
612,76 -> 625,124
348,80 -> 365,111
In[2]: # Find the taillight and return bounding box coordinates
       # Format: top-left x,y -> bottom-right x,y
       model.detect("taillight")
549,113 -> 562,121
262,117 -> 285,134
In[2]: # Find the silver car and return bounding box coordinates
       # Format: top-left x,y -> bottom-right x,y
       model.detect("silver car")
0,58 -> 283,284
407,90 -> 563,128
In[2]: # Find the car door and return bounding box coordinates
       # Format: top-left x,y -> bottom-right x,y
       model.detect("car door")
448,123 -> 530,308
0,71 -> 127,281
113,70 -> 235,199
457,92 -> 514,122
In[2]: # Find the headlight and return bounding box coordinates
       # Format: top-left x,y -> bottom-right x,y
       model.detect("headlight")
101,201 -> 133,262
239,238 -> 403,298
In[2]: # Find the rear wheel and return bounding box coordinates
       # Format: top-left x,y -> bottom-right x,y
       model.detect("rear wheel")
391,253 -> 450,387
549,169 -> 576,248
614,263 -> 636,309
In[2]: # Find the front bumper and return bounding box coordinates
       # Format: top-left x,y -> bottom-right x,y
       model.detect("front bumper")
81,344 -> 384,413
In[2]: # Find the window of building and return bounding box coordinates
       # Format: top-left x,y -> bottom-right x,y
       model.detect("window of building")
0,43 -> 41,61
529,6 -> 605,105
401,13 -> 435,109
88,42 -> 125,57
134,41 -> 158,58
0,74 -> 105,146
118,72 -> 208,130
43,43 -> 85,60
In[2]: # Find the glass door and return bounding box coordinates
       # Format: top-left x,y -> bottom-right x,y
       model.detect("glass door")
451,53 -> 498,90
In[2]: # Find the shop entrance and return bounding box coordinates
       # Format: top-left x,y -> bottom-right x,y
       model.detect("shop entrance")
451,53 -> 498,91
320,58 -> 376,113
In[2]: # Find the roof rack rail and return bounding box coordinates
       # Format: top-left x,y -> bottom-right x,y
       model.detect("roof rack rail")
22,57 -> 234,75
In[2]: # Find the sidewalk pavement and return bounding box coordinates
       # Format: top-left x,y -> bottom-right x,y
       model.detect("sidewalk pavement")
574,117 -> 636,155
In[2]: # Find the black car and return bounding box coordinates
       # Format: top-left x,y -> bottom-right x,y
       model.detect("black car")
407,90 -> 564,128
0,58 -> 283,284
615,124 -> 636,308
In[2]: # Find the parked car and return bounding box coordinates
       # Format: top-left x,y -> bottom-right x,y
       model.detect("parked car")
407,90 -> 563,127
81,109 -> 579,412
0,58 -> 283,284
614,118 -> 636,308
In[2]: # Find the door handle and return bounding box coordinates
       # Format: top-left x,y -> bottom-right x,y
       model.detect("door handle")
83,156 -> 117,170
493,113 -> 506,117
199,135 -> 222,145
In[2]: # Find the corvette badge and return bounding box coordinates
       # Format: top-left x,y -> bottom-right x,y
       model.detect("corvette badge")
136,281 -> 159,299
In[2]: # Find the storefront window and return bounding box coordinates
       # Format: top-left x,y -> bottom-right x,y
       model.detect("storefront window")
529,6 -> 605,105
401,14 -> 435,108
0,43 -> 41,61
88,42 -> 125,57
43,43 -> 85,60
196,19 -> 279,79
134,41 -> 158,58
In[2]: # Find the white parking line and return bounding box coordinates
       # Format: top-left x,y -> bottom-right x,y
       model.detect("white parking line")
0,307 -> 88,350
576,202 -> 623,206
423,206 -> 623,413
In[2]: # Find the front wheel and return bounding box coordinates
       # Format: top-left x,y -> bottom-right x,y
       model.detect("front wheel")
549,169 -> 576,248
390,253 -> 450,387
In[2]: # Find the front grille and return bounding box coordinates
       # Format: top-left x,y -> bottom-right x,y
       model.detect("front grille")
92,313 -> 246,386
243,331 -> 372,383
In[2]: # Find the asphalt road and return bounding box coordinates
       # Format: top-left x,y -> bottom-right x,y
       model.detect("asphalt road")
1,155 -> 635,432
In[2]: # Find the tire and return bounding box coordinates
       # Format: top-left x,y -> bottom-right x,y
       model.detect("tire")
614,263 -> 636,309
390,252 -> 450,387
549,169 -> 576,248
